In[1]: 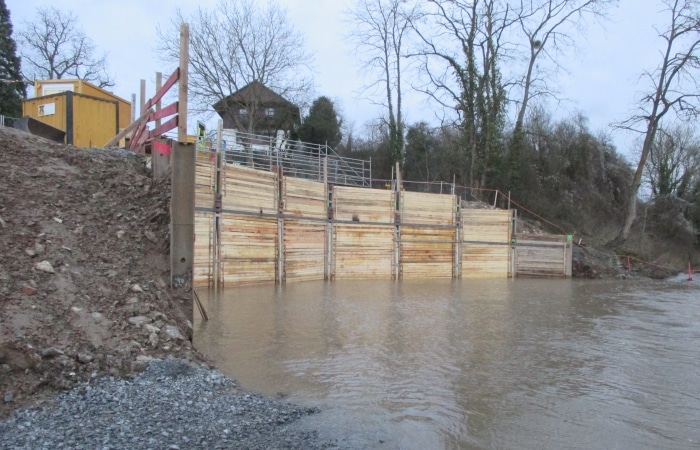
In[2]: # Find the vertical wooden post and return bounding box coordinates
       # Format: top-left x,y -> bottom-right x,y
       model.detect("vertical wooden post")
453,174 -> 459,278
394,161 -> 402,281
323,157 -> 330,280
178,23 -> 189,143
155,72 -> 162,129
511,209 -> 518,278
139,80 -> 146,116
276,163 -> 285,285
131,94 -> 136,123
565,234 -> 573,277
214,120 -> 223,289
454,194 -> 461,279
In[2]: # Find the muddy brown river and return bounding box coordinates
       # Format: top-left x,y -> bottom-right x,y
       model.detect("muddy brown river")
194,278 -> 700,449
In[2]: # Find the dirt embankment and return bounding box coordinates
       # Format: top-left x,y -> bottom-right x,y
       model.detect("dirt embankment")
0,127 -> 200,418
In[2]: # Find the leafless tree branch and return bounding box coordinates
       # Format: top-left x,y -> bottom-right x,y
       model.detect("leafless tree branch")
18,6 -> 113,88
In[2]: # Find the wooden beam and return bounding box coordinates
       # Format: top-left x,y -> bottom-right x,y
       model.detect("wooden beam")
130,119 -> 150,151
148,115 -> 178,139
151,101 -> 178,121
104,107 -> 153,148
178,23 -> 189,143
139,79 -> 146,116
145,68 -> 179,110
155,72 -> 162,129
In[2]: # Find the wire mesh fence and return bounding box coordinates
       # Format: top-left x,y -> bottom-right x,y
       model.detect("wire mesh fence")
193,127 -> 567,232
202,130 -> 372,187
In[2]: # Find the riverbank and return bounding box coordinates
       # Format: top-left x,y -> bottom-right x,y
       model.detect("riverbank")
0,126 -> 688,445
0,127 -> 343,448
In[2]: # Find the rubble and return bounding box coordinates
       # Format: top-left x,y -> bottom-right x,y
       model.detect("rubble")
0,127 -> 198,418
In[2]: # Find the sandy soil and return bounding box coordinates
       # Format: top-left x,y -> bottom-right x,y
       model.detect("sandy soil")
0,127 -> 200,418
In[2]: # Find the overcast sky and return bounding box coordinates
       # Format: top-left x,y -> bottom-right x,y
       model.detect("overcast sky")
6,0 -> 670,158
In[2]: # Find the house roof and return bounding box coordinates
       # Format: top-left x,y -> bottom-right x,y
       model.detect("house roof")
213,81 -> 298,117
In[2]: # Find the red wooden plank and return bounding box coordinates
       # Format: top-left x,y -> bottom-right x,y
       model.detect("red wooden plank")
145,68 -> 179,109
129,120 -> 149,151
147,116 -> 178,139
151,102 -> 178,121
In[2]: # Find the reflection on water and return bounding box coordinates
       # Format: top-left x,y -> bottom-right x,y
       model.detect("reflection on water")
194,278 -> 700,449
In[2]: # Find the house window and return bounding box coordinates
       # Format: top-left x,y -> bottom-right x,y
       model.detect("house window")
239,108 -> 248,115
265,108 -> 275,117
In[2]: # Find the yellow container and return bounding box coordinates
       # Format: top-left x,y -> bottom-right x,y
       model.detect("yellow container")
23,79 -> 132,147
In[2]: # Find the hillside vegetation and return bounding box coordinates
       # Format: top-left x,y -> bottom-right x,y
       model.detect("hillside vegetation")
342,110 -> 699,275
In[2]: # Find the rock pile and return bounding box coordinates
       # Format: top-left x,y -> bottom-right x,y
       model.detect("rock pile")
0,127 -> 197,418
0,358 -> 336,449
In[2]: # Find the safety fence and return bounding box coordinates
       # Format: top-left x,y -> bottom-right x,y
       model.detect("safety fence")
202,129 -> 371,187
193,155 -> 573,287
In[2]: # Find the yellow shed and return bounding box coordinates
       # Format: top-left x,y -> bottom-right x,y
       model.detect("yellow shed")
23,79 -> 132,148
34,79 -> 131,129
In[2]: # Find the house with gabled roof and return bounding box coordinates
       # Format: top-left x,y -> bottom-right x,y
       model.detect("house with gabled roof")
213,81 -> 300,136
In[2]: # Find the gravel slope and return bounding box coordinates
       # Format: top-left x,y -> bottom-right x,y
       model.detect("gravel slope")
0,358 -> 338,449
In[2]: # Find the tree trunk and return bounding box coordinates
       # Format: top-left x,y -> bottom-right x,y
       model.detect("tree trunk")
620,119 -> 659,240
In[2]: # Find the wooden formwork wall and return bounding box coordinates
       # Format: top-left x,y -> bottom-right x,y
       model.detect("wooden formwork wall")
514,233 -> 571,277
194,212 -> 214,286
282,177 -> 326,282
333,225 -> 395,279
461,209 -> 512,278
399,191 -> 457,279
194,159 -> 216,287
220,215 -> 277,285
192,160 -> 574,286
333,186 -> 394,279
219,164 -> 279,286
221,164 -> 278,214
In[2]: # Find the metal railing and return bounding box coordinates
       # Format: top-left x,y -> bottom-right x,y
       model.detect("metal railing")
0,115 -> 18,128
203,130 -> 371,187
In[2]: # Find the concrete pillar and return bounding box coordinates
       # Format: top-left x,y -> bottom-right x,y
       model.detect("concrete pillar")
171,142 -> 195,287
152,139 -> 171,180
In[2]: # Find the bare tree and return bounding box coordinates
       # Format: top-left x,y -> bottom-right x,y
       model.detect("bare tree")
346,0 -> 420,167
410,0 -> 612,188
512,0 -> 613,136
645,125 -> 700,198
18,6 -> 113,87
410,0 -> 511,188
618,0 -> 700,240
156,0 -> 313,132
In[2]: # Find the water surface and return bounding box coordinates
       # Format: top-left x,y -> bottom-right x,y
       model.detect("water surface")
194,278 -> 700,449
